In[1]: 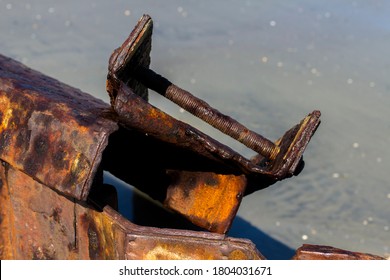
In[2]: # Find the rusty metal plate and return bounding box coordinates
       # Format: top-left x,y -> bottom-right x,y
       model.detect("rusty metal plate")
0,54 -> 118,200
0,162 -> 77,259
165,171 -> 246,233
80,206 -> 265,260
292,244 -> 385,260
108,13 -> 152,101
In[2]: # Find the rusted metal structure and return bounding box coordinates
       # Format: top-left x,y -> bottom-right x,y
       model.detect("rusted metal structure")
0,53 -> 265,260
106,14 -> 321,234
0,15 -> 384,260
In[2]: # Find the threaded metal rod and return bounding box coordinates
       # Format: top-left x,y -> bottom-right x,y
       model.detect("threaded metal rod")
132,66 -> 279,159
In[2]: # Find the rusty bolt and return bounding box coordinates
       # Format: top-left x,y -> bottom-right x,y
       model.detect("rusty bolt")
131,66 -> 280,160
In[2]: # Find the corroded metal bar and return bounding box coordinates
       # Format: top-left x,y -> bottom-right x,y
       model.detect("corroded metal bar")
0,54 -> 118,201
133,66 -> 279,159
107,79 -> 265,174
111,15 -> 277,160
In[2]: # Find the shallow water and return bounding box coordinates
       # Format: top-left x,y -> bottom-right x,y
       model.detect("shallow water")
1,0 -> 389,258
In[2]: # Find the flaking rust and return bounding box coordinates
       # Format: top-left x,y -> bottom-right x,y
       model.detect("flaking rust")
0,54 -> 118,201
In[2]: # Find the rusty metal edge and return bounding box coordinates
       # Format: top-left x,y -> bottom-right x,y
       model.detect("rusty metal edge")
0,54 -> 119,201
102,205 -> 265,259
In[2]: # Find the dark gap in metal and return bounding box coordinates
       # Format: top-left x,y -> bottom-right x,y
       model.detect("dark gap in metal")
90,127 -> 207,231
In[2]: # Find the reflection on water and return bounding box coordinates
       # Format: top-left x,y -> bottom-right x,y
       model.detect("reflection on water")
1,0 -> 389,258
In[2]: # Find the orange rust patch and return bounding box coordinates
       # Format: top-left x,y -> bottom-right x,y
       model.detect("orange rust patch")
165,171 -> 246,233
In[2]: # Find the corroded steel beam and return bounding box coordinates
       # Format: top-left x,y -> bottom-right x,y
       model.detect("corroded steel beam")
0,54 -> 118,201
0,162 -> 264,260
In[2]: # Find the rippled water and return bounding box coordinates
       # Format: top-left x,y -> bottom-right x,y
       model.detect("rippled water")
1,0 -> 389,259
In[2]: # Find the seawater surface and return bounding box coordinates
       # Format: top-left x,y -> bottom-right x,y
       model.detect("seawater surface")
1,0 -> 389,259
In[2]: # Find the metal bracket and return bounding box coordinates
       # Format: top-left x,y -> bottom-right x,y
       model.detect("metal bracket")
106,15 -> 321,233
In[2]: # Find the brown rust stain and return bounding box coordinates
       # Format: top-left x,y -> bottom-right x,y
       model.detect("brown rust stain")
77,208 -> 123,259
0,54 -> 118,201
0,161 -> 16,259
31,245 -> 56,260
87,221 -> 101,259
3,165 -> 76,259
165,171 -> 246,233
123,226 -> 264,260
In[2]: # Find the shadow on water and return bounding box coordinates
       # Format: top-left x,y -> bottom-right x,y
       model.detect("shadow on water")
228,217 -> 295,260
104,172 -> 295,260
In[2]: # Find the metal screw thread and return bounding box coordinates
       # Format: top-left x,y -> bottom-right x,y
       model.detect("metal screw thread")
165,84 -> 278,159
